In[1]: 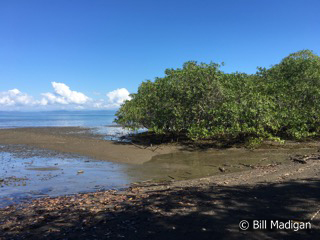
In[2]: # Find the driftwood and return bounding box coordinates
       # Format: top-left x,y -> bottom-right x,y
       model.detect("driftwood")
239,163 -> 255,168
130,142 -> 160,152
290,154 -> 320,164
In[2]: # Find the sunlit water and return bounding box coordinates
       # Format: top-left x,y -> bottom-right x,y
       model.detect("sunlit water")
0,111 -> 148,207
0,110 -> 117,128
0,110 -> 147,140
0,151 -> 143,207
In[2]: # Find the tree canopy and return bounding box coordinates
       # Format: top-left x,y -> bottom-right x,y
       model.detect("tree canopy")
115,50 -> 320,145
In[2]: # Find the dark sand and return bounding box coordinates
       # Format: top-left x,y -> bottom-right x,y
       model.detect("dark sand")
1,154 -> 320,239
0,127 -> 179,164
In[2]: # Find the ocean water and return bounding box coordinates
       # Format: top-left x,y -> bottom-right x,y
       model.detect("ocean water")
0,110 -> 146,206
0,110 -> 117,128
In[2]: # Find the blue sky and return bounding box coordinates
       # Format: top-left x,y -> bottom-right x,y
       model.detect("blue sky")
0,0 -> 319,110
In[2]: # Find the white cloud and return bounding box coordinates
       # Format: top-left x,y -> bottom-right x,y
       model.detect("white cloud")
106,88 -> 131,108
0,89 -> 36,107
8,89 -> 21,95
0,83 -> 131,110
41,82 -> 90,105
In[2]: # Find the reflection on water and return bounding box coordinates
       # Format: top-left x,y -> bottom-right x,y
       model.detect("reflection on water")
91,126 -> 147,141
0,152 -> 141,207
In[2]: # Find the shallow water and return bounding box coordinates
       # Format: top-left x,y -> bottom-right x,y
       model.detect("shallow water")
91,125 -> 147,141
1,145 -> 318,207
0,151 -> 142,207
0,111 -> 148,142
0,111 -> 116,128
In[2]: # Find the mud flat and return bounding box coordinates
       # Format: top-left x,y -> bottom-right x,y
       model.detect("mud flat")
2,142 -> 317,207
1,127 -> 320,239
1,127 -> 319,165
1,153 -> 320,239
0,127 -> 178,164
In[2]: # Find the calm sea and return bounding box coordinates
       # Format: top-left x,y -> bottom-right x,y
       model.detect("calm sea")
0,110 -> 117,128
0,110 -> 146,206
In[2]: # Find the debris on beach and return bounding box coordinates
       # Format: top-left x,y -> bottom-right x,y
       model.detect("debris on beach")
0,187 -> 150,238
0,176 -> 29,187
290,153 -> 320,164
1,154 -> 320,239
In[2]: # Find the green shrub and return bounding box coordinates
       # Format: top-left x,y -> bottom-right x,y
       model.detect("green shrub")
115,50 -> 320,143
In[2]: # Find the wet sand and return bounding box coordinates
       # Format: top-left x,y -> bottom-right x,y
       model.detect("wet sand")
1,139 -> 318,208
1,127 -> 319,165
1,127 -> 320,239
1,154 -> 320,239
0,127 -> 179,164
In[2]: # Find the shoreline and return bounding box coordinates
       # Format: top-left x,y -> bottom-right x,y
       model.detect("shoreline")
1,127 -> 320,164
1,127 -> 320,239
1,155 -> 319,239
0,127 -> 179,164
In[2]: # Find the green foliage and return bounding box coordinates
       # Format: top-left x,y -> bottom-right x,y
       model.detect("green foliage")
115,50 -> 320,144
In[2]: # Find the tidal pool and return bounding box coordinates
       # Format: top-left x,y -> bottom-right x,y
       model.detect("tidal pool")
0,151 -> 141,207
